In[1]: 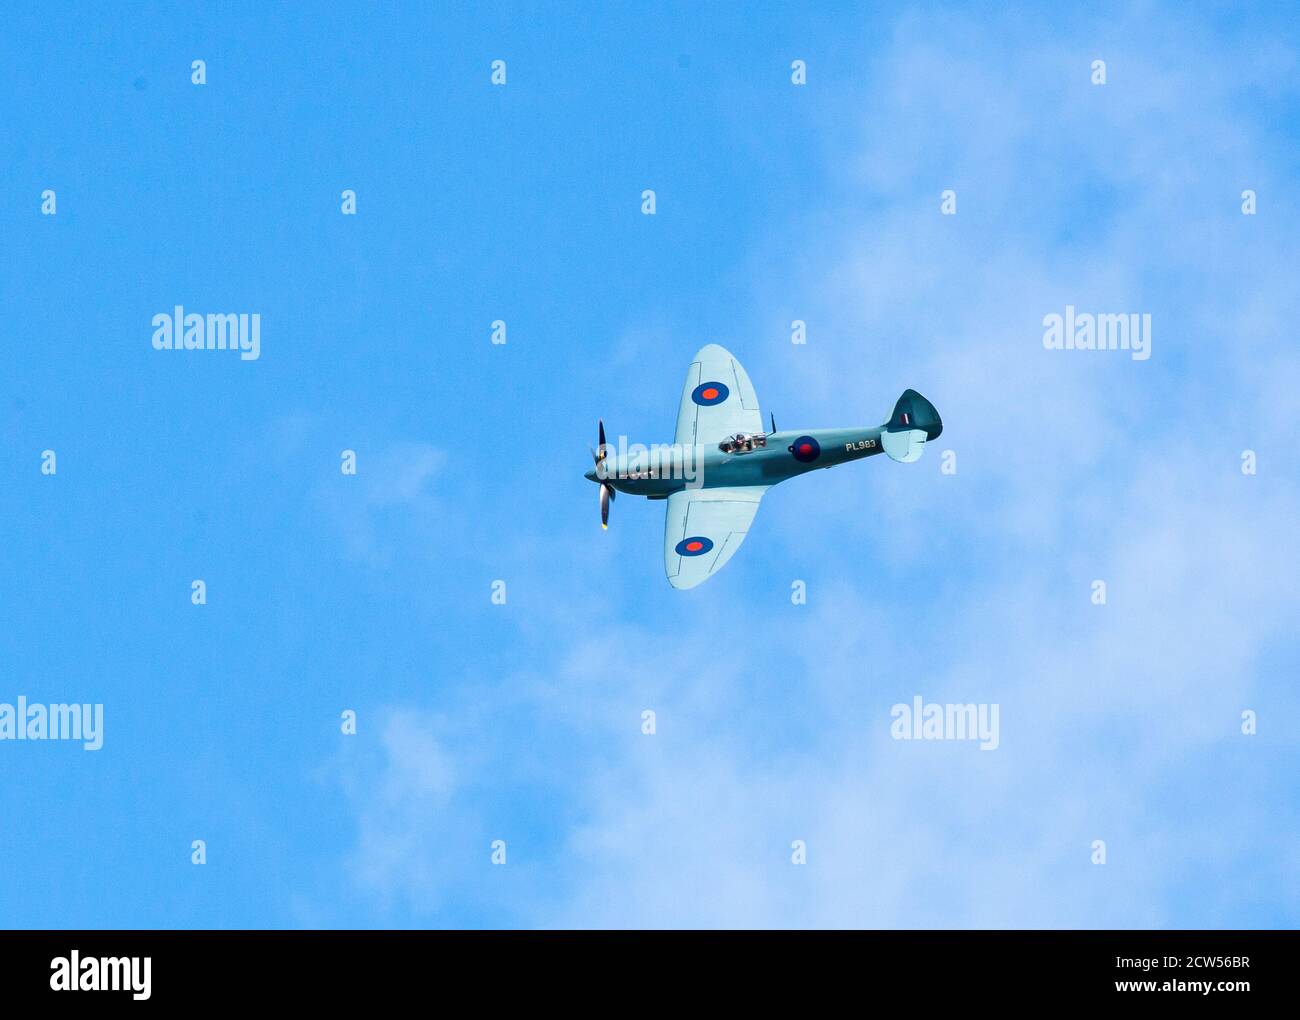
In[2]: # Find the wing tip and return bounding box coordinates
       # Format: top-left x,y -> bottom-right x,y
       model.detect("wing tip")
691,342 -> 735,362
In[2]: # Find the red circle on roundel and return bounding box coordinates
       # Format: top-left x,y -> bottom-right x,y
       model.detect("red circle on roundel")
701,388 -> 719,400
685,540 -> 704,552
798,443 -> 813,455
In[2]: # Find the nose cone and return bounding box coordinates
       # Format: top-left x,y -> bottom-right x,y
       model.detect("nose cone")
584,466 -> 598,482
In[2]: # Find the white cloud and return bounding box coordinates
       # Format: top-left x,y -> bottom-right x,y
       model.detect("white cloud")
337,708 -> 467,910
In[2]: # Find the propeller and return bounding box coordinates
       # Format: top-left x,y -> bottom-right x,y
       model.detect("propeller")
599,477 -> 615,529
592,419 -> 616,530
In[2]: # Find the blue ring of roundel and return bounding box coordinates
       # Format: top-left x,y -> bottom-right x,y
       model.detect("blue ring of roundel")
790,435 -> 821,463
675,536 -> 714,557
691,381 -> 730,406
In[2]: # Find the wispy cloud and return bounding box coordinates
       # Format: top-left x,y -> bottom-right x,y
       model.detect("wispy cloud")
315,440 -> 446,567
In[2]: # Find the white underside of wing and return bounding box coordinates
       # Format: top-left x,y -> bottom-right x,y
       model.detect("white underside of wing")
664,485 -> 768,589
673,344 -> 763,448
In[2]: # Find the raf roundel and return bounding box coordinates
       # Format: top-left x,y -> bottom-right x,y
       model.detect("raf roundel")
789,435 -> 821,463
675,536 -> 714,557
691,381 -> 730,406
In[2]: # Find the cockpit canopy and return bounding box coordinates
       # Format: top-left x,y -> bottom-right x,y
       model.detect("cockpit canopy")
718,432 -> 768,455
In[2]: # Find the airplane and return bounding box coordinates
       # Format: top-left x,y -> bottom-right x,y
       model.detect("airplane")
584,344 -> 943,589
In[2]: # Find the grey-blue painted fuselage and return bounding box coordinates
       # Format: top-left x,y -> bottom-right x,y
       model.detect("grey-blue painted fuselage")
594,426 -> 887,498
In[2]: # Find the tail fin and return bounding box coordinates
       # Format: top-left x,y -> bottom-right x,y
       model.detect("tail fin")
881,389 -> 942,463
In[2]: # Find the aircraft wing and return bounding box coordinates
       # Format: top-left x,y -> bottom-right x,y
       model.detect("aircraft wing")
673,344 -> 763,448
664,485 -> 768,589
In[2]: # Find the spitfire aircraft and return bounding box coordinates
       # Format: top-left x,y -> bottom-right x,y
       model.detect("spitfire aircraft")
585,344 -> 943,589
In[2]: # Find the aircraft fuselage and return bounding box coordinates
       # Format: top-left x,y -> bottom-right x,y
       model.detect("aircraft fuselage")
596,426 -> 887,498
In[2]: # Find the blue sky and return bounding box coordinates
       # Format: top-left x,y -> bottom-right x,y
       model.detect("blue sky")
2,2 -> 1298,928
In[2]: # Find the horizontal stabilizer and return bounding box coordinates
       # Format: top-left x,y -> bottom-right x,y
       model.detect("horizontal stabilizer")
881,427 -> 928,462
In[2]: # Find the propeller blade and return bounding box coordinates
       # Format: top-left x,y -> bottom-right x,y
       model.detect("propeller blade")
597,419 -> 607,462
600,482 -> 611,529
